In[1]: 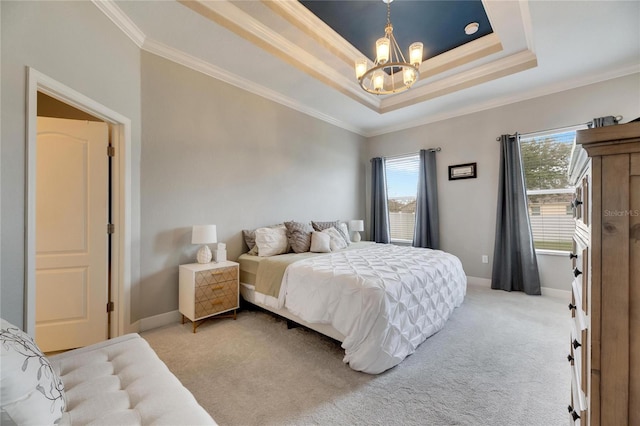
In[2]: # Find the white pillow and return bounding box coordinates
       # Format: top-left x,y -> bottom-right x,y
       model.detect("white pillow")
338,222 -> 351,246
1,319 -> 66,425
310,231 -> 331,253
322,227 -> 348,251
255,225 -> 289,257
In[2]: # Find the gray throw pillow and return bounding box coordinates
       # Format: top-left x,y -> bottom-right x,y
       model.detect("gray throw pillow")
284,221 -> 314,253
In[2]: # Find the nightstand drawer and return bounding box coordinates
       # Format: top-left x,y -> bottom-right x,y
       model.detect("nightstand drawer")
195,266 -> 237,287
195,279 -> 236,302
195,287 -> 237,318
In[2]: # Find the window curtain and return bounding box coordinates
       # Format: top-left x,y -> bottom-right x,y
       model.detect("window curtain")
413,149 -> 439,249
491,134 -> 541,295
370,157 -> 390,243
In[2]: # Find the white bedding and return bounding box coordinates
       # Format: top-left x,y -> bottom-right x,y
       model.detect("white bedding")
280,243 -> 466,374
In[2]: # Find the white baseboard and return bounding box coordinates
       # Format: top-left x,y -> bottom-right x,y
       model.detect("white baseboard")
139,310 -> 181,332
466,276 -> 492,287
136,277 -> 571,333
540,287 -> 571,300
466,276 -> 570,300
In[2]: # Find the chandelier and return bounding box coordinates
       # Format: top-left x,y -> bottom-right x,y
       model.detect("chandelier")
355,0 -> 423,95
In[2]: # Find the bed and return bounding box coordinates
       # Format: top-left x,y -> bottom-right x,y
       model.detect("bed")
239,241 -> 467,374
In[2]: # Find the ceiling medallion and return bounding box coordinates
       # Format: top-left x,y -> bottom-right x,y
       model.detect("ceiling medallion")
355,0 -> 423,95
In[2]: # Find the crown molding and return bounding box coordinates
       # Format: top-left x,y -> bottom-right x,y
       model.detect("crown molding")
178,0 -> 378,111
366,64 -> 640,137
142,38 -> 367,136
91,0 -> 145,47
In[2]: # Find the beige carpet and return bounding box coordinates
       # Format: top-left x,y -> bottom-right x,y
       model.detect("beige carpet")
142,285 -> 570,426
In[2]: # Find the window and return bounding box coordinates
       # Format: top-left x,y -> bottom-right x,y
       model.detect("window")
385,154 -> 419,242
520,129 -> 583,252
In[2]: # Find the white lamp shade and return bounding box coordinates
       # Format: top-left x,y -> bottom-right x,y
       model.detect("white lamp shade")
376,37 -> 390,64
355,58 -> 368,79
409,42 -> 423,67
372,71 -> 385,91
349,220 -> 364,232
191,225 -> 217,244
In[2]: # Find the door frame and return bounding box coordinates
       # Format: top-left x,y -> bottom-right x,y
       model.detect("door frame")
25,67 -> 133,339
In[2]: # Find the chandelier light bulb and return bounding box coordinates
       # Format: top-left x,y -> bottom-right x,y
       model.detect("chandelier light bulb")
376,37 -> 390,64
403,67 -> 416,86
355,58 -> 368,80
409,42 -> 424,68
373,71 -> 385,91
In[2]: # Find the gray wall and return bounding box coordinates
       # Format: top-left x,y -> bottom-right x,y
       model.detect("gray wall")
139,52 -> 367,319
366,73 -> 640,290
0,1 -> 142,328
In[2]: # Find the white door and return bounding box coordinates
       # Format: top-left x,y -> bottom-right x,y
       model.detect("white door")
35,117 -> 109,352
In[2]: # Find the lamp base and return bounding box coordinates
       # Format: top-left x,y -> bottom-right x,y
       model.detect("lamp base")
352,231 -> 361,243
196,245 -> 212,264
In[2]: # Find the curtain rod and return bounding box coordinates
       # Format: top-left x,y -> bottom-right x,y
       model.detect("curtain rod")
383,147 -> 442,160
495,116 -> 623,141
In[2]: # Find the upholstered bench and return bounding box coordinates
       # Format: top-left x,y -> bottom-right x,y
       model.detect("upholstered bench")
1,319 -> 215,425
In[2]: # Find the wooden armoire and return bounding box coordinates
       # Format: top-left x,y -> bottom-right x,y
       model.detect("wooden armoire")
568,121 -> 640,425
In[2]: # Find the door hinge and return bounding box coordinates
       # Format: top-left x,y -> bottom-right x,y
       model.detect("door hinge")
107,301 -> 115,312
107,146 -> 115,157
107,223 -> 115,234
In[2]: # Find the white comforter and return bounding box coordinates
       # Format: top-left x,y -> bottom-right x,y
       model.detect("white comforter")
281,243 -> 466,374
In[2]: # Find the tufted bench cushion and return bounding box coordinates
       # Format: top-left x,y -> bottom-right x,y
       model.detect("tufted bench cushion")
49,333 -> 216,425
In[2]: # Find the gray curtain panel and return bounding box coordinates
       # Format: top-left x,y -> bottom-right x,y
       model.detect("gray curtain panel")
491,134 -> 541,295
413,149 -> 440,249
370,157 -> 390,243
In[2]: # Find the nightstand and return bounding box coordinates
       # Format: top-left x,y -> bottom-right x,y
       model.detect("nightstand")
179,261 -> 239,333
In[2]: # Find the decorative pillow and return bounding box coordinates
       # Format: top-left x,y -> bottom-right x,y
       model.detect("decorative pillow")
321,227 -> 348,251
255,225 -> 289,257
284,221 -> 314,253
312,220 -> 350,246
310,231 -> 331,253
1,319 -> 66,425
242,223 -> 282,250
338,222 -> 352,246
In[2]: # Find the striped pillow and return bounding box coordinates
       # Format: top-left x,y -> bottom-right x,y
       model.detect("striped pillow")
284,221 -> 314,253
312,221 -> 350,246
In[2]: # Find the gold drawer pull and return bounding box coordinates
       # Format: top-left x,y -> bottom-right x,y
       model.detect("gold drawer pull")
211,285 -> 224,291
210,270 -> 226,276
211,300 -> 223,306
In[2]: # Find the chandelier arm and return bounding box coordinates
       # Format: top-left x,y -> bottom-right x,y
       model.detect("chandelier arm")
389,32 -> 407,64
358,62 -> 420,95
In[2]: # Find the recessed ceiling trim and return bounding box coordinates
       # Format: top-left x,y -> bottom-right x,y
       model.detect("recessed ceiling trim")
263,0 -> 362,68
368,63 -> 640,138
381,50 -> 538,113
419,33 -> 503,80
142,37 -> 368,136
91,0 -> 145,47
179,0 -> 380,111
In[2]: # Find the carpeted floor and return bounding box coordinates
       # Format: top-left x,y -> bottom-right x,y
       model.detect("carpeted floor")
142,285 -> 570,426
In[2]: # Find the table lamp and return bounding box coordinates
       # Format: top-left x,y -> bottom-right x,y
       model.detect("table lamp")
191,225 -> 217,263
349,220 -> 364,242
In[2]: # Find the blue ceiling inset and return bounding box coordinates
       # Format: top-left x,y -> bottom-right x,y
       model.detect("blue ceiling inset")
300,0 -> 493,62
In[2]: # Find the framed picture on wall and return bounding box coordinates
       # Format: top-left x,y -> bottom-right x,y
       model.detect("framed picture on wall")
448,162 -> 477,180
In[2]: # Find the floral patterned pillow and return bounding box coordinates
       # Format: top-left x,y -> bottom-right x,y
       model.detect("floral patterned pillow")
0,319 -> 66,425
